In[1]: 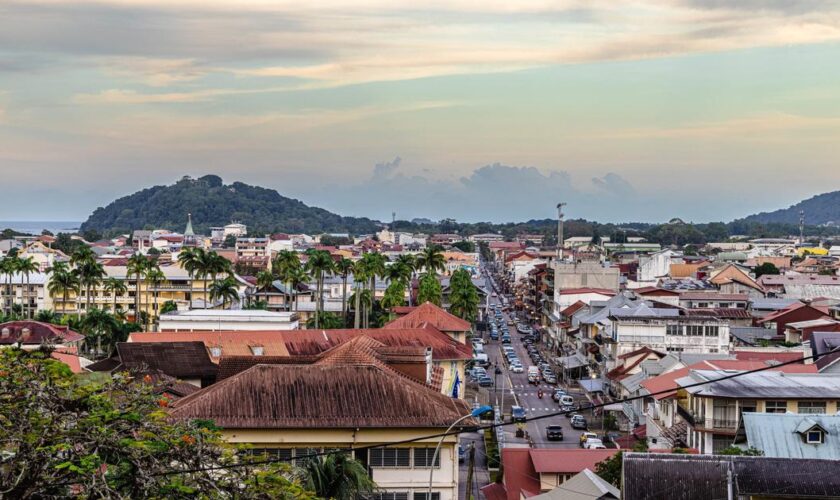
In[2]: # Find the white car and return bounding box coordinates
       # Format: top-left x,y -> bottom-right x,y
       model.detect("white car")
583,438 -> 606,449
510,364 -> 524,373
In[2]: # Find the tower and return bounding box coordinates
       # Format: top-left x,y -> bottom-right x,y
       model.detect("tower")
556,202 -> 567,260
799,210 -> 805,245
184,213 -> 197,247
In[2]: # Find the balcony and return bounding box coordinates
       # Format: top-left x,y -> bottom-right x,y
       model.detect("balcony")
711,418 -> 738,430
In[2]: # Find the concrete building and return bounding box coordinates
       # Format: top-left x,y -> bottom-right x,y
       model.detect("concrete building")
1,272 -> 52,314
158,309 -> 299,331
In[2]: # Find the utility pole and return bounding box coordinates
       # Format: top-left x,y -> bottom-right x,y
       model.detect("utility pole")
556,202 -> 567,261
799,210 -> 805,245
465,442 -> 476,500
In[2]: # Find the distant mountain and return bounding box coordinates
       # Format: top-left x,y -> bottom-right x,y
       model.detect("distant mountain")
80,175 -> 382,236
738,190 -> 840,226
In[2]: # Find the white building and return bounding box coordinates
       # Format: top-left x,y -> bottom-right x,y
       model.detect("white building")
158,309 -> 299,331
1,272 -> 52,313
637,249 -> 679,282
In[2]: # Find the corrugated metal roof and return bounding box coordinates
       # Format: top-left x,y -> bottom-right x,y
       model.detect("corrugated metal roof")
743,412 -> 840,460
679,370 -> 840,399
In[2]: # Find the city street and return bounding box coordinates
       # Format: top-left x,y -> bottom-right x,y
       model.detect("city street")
482,289 -> 588,448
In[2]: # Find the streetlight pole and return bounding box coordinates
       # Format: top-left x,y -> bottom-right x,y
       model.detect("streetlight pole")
428,405 -> 492,500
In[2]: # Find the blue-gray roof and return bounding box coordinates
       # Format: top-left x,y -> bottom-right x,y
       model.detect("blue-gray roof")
743,412 -> 840,460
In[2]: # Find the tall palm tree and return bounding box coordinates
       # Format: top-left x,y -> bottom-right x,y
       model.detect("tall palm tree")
102,277 -> 127,313
287,265 -> 309,314
417,244 -> 446,275
448,268 -> 480,321
126,254 -> 149,322
305,249 -> 335,329
351,260 -> 369,329
299,453 -> 377,500
200,251 -> 232,308
177,247 -> 198,310
1,255 -> 20,317
395,253 -> 417,306
334,257 -> 354,324
255,270 -> 275,307
71,246 -> 100,314
209,276 -> 239,310
81,307 -> 118,358
146,268 -> 165,329
47,262 -> 79,317
16,257 -> 39,319
359,252 -> 387,328
272,250 -> 300,311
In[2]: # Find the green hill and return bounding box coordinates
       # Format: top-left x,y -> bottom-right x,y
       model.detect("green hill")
80,175 -> 382,236
737,190 -> 840,226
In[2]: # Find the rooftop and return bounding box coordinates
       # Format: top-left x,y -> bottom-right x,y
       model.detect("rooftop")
383,301 -> 472,332
741,412 -> 840,460
678,370 -> 839,399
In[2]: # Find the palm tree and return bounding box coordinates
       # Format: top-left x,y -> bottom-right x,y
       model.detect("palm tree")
272,250 -> 300,311
102,277 -> 127,313
351,260 -> 369,329
417,272 -> 443,306
299,454 -> 377,500
146,268 -> 165,329
448,268 -> 480,321
209,276 -> 239,310
47,262 -> 79,317
360,252 -> 387,328
177,247 -> 198,309
305,249 -> 335,329
16,257 -> 39,319
255,270 -> 275,307
71,246 -> 102,315
380,278 -> 406,321
287,265 -> 309,314
0,256 -> 19,316
417,245 -> 446,275
81,307 -> 118,358
334,257 -> 354,324
126,253 -> 148,323
201,251 -> 232,309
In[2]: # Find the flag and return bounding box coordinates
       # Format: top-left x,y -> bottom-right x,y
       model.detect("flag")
451,371 -> 461,398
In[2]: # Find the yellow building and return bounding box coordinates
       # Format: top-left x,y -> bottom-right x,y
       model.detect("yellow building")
170,339 -> 473,500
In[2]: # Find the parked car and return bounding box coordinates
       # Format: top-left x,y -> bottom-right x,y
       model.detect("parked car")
583,438 -> 606,449
571,415 -> 588,430
458,444 -> 465,463
510,363 -> 524,373
501,336 -> 512,344
546,425 -> 564,441
489,331 -> 499,340
478,376 -> 494,387
552,389 -> 567,402
560,404 -> 575,414
579,432 -> 598,447
511,406 -> 527,423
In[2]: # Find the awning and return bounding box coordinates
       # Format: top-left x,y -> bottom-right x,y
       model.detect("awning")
578,378 -> 605,393
556,353 -> 588,369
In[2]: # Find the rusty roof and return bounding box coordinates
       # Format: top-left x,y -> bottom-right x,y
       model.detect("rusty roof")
114,342 -> 218,379
0,321 -> 84,345
383,301 -> 472,332
170,363 -> 471,428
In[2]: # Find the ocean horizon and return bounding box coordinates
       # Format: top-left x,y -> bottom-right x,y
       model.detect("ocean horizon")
0,220 -> 82,235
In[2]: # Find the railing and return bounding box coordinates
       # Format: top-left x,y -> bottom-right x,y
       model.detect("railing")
712,418 -> 738,430
676,403 -> 697,426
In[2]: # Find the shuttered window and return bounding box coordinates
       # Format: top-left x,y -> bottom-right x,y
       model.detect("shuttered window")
370,493 -> 409,500
413,448 -> 441,468
369,448 -> 411,468
412,493 -> 440,500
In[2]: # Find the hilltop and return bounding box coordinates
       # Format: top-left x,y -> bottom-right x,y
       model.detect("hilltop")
80,175 -> 382,236
737,190 -> 840,226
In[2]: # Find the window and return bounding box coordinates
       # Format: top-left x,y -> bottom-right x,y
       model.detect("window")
250,345 -> 264,356
209,347 -> 222,358
413,448 -> 440,468
666,325 -> 683,336
806,430 -> 824,444
666,347 -> 684,353
370,493 -> 409,500
412,493 -> 440,500
247,448 -> 292,461
704,326 -> 719,337
686,325 -> 704,336
697,302 -> 709,308
718,303 -> 730,308
369,448 -> 411,468
798,401 -> 826,414
765,401 -> 787,413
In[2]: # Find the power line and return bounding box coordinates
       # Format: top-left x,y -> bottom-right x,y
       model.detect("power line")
150,345 -> 838,477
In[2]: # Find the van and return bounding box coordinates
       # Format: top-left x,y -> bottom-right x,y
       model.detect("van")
473,353 -> 490,367
527,366 -> 540,384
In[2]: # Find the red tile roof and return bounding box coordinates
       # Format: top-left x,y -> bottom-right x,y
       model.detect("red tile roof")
383,301 -> 472,332
529,449 -> 619,474
758,302 -> 829,324
0,321 -> 84,345
733,350 -> 806,364
499,448 -> 540,500
51,351 -> 83,373
608,347 -> 665,381
561,300 -> 587,317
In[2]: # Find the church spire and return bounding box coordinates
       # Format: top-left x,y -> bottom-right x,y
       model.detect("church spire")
184,213 -> 196,246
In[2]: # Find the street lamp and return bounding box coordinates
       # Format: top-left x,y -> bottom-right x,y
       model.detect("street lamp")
428,405 -> 492,500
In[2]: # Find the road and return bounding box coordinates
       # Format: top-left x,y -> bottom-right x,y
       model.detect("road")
480,271 -> 589,449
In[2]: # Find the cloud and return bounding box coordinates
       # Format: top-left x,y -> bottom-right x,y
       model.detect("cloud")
592,173 -> 636,196
372,157 -> 402,179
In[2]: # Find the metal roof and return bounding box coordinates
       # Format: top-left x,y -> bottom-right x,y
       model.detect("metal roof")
742,412 -> 840,460
678,370 -> 840,399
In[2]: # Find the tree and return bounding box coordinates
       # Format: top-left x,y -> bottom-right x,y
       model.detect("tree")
255,270 -> 275,306
299,454 -> 377,500
81,307 -> 120,357
595,450 -> 623,487
273,250 -> 301,311
126,253 -> 149,320
451,241 -> 475,253
417,273 -> 442,306
34,309 -> 59,324
718,446 -> 764,456
0,348 -> 315,499
304,312 -> 345,329
334,258 -> 354,325
286,266 -> 309,313
380,278 -> 407,314
177,247 -> 199,309
448,268 -> 479,321
146,267 -> 166,328
16,257 -> 39,319
417,245 -> 446,275
159,300 -> 178,315
102,277 -> 127,313
47,262 -> 79,317
351,260 -> 369,329
209,277 -> 240,310
359,252 -> 387,328
0,255 -> 19,316
754,262 -> 780,278
305,249 -> 335,329
223,234 -> 238,248
394,254 -> 417,306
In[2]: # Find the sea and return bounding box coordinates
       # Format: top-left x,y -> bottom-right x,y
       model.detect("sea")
0,220 -> 82,235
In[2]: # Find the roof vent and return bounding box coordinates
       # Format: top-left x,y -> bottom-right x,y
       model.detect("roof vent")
1,328 -> 9,339
21,328 -> 31,340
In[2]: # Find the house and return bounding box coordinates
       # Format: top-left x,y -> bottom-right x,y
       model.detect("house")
811,331 -> 840,372
622,453 -> 840,500
86,341 -> 218,388
170,339 -> 472,500
481,448 -> 618,500
707,264 -> 764,296
0,321 -> 84,351
529,469 -> 619,500
158,309 -> 299,332
678,370 -> 838,454
783,318 -> 840,343
235,237 -> 270,271
757,274 -> 840,300
468,233 -> 504,243
735,412 -> 840,459
383,301 -> 472,343
678,292 -> 748,310
758,301 -> 831,337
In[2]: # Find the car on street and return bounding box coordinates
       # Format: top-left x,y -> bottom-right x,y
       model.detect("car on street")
583,438 -> 606,449
501,336 -> 511,344
469,367 -> 487,380
478,376 -> 494,387
560,404 -> 575,414
527,366 -> 540,384
510,363 -> 524,373
571,415 -> 588,430
559,394 -> 575,406
489,331 -> 499,340
458,444 -> 465,462
507,319 -> 515,326
511,406 -> 527,423
552,389 -> 567,402
579,432 -> 598,447
546,425 -> 564,441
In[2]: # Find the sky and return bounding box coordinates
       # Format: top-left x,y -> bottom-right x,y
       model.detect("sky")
1,0 -> 839,224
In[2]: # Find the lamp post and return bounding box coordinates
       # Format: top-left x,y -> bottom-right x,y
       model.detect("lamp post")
428,405 -> 492,500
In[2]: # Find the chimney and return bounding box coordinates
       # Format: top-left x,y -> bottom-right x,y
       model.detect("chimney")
1,328 -> 9,339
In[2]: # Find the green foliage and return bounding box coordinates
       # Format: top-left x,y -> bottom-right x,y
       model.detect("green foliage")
417,273 -> 442,306
305,312 -> 345,329
754,262 -> 780,278
319,235 -> 353,246
448,268 -> 479,322
451,240 -> 476,252
595,451 -> 623,487
299,453 -> 377,500
160,300 -> 179,315
223,234 -> 238,248
0,348 -> 316,499
603,413 -> 619,432
717,446 -> 764,456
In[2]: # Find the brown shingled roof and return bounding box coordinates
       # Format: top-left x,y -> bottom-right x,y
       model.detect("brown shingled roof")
0,321 -> 84,345
170,363 -> 471,428
383,301 -> 471,332
115,342 -> 218,379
